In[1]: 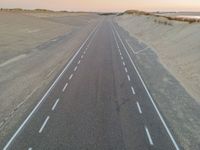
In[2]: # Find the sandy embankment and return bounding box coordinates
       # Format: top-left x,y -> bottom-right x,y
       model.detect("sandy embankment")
0,11 -> 100,142
116,12 -> 200,150
116,13 -> 200,103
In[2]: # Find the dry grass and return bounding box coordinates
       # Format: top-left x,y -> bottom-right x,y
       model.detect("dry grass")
123,10 -> 152,16
154,19 -> 172,26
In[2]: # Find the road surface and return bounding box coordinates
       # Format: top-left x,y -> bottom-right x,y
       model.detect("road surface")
2,17 -> 181,150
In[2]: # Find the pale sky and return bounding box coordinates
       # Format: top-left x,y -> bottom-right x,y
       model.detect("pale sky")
0,0 -> 200,12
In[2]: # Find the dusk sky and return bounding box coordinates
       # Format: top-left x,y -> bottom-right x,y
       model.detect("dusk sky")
0,0 -> 200,12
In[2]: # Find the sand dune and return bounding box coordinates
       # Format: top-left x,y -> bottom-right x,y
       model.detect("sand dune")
116,13 -> 200,104
0,12 -> 71,64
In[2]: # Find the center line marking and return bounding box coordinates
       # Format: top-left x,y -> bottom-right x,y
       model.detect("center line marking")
145,126 -> 154,146
78,60 -> 81,65
131,86 -> 135,95
39,116 -> 50,133
69,74 -> 73,80
125,67 -> 128,73
52,98 -> 60,111
81,55 -> 83,59
74,66 -> 78,72
136,101 -> 142,114
127,75 -> 131,81
123,62 -> 125,66
83,51 -> 86,54
121,56 -> 123,60
28,148 -> 32,150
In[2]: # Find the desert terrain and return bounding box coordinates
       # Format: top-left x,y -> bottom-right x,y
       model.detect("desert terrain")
116,10 -> 200,149
116,10 -> 200,104
0,9 -> 100,142
1,8 -> 200,149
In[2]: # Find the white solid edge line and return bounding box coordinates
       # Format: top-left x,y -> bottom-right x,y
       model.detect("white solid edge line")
86,26 -> 99,48
131,86 -> 136,95
62,82 -> 68,92
3,23 -> 100,150
52,98 -> 60,111
39,116 -> 50,133
69,74 -> 73,80
145,126 -> 154,146
112,23 -> 180,150
112,29 -> 120,49
136,101 -> 142,114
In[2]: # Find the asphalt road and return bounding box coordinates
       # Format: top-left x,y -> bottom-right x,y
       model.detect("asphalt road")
2,17 -> 181,150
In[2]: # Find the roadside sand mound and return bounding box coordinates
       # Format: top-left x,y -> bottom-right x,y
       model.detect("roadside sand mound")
0,12 -> 71,64
42,13 -> 98,27
116,14 -> 200,103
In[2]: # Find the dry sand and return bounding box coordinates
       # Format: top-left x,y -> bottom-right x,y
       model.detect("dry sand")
116,14 -> 200,104
0,11 -> 100,142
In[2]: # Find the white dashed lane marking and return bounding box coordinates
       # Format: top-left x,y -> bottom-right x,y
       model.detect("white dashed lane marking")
125,67 -> 128,73
69,74 -> 73,80
136,101 -> 142,114
62,82 -> 68,92
52,99 -> 60,111
145,126 -> 154,146
39,116 -> 50,133
127,75 -> 131,81
74,66 -> 78,72
131,86 -> 135,95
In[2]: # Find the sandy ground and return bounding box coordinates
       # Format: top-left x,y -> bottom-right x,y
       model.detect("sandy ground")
0,11 -> 100,143
116,14 -> 200,104
116,13 -> 200,149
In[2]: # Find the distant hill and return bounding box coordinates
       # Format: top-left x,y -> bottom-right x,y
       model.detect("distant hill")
0,8 -> 68,13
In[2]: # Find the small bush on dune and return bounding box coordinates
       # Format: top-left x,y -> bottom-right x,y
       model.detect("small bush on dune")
154,19 -> 172,26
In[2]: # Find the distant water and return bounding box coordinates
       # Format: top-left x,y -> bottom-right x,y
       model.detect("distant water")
177,15 -> 200,19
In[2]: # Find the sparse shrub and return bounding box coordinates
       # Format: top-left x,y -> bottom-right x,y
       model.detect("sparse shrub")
154,19 -> 172,26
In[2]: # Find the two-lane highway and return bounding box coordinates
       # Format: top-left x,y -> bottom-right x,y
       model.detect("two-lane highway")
3,17 -> 180,150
